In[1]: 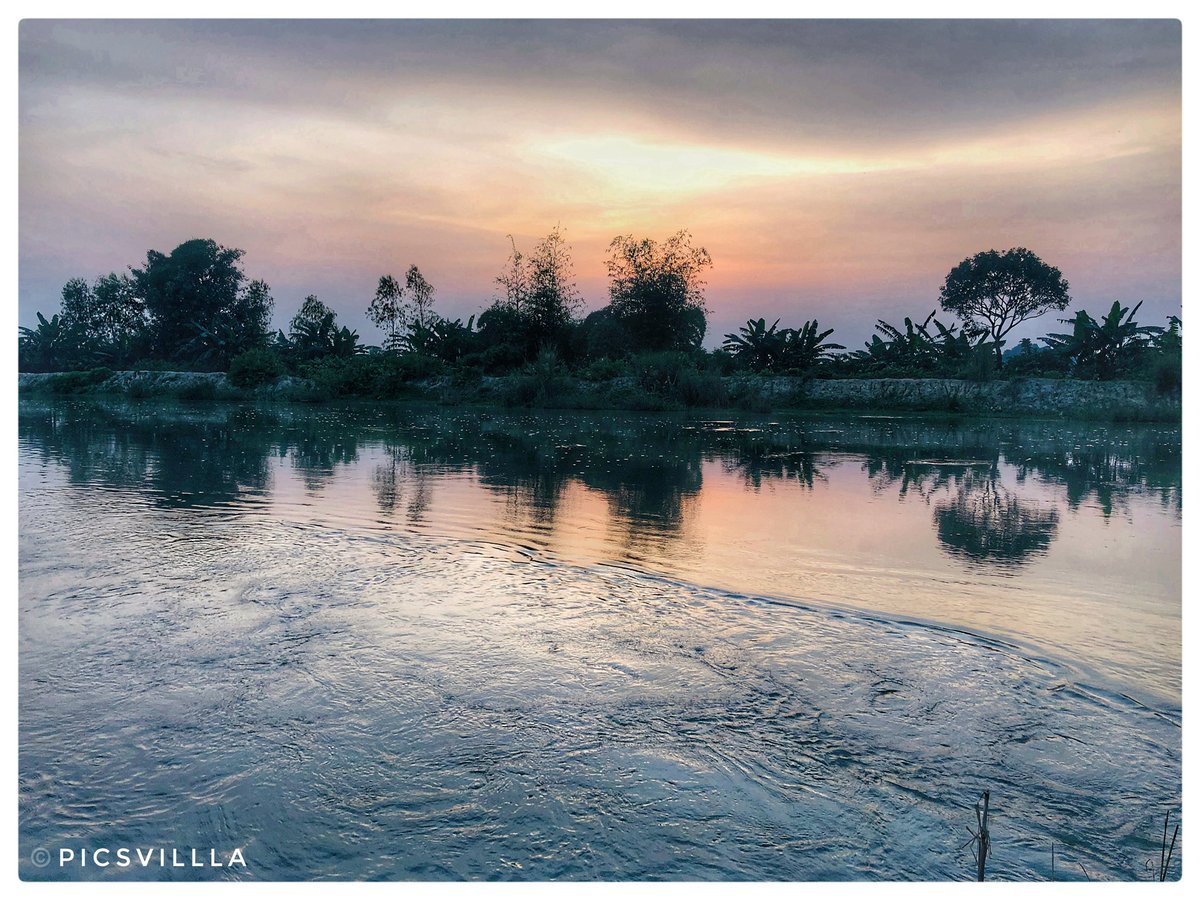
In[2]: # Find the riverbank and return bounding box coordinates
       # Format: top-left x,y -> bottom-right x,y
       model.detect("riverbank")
18,368 -> 1181,421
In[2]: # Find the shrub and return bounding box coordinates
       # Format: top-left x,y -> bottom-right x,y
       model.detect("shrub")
47,367 -> 114,395
1149,353 -> 1182,395
478,343 -> 526,374
579,357 -> 624,381
392,352 -> 445,382
304,355 -> 385,397
227,348 -> 285,389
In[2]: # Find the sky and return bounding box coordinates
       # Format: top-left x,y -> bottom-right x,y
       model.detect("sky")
18,19 -> 1182,348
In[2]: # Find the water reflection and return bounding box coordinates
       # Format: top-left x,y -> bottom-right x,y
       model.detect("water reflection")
933,470 -> 1061,568
18,399 -> 1182,880
19,399 -> 1180,573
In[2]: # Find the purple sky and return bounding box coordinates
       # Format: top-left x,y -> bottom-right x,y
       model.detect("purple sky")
19,19 -> 1181,348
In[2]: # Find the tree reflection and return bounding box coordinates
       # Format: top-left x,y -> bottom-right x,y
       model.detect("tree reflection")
933,471 -> 1060,569
18,398 -> 1179,572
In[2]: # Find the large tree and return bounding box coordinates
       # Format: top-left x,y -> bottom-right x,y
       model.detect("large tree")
131,238 -> 250,360
58,272 -> 147,364
525,226 -> 581,344
481,228 -> 583,361
404,265 -> 436,331
938,247 -> 1070,367
605,230 -> 712,352
368,274 -> 406,353
290,294 -> 335,338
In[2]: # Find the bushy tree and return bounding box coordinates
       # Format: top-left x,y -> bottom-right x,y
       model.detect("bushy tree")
939,248 -> 1070,367
132,239 -> 249,360
487,227 -> 583,359
290,294 -> 335,339
56,272 -> 147,365
288,295 -> 364,361
605,230 -> 712,352
524,226 -> 581,344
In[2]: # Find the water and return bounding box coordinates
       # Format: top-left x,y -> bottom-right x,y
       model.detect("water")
18,398 -> 1181,881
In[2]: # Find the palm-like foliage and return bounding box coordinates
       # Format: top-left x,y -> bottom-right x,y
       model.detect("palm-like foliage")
1042,300 -> 1162,379
723,318 -> 842,372
405,315 -> 477,362
723,318 -> 785,371
19,312 -> 79,372
780,320 -> 844,370
853,311 -> 993,374
290,311 -> 341,360
330,325 -> 364,358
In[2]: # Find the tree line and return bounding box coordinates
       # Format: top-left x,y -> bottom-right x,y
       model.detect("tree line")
18,232 -> 1181,394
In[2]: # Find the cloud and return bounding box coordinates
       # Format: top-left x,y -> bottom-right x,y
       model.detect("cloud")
19,19 -> 1180,345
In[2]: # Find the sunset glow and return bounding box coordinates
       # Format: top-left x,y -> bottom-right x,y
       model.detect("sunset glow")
19,19 -> 1181,346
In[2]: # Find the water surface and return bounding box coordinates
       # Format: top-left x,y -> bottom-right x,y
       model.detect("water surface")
19,399 -> 1181,880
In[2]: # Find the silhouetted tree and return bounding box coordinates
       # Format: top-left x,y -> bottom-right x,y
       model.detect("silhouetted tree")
525,225 -> 581,344
131,239 -> 249,361
290,294 -> 335,339
605,230 -> 712,352
405,265 -> 436,330
55,273 -> 147,366
486,227 -> 582,358
723,318 -> 786,371
939,248 -> 1070,367
229,279 -> 274,352
495,236 -> 529,314
368,274 -> 406,353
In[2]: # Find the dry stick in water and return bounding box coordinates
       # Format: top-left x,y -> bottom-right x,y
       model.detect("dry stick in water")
976,791 -> 991,882
1159,810 -> 1179,881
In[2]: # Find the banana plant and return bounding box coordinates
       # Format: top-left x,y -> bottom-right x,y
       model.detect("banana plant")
18,312 -> 79,371
1042,300 -> 1162,379
780,319 -> 844,370
722,318 -> 787,371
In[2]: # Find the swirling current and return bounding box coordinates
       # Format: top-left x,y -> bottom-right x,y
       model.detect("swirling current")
18,400 -> 1181,880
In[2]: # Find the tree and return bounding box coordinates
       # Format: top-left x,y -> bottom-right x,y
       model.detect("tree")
92,272 -> 146,354
938,248 -> 1070,367
58,278 -> 98,335
229,279 -> 274,353
288,295 -> 343,360
489,227 -> 582,357
779,320 -> 843,371
495,236 -> 529,314
525,226 -> 581,344
723,317 -> 843,372
56,273 -> 147,366
290,294 -> 335,339
605,230 -> 712,352
368,274 -> 406,353
131,239 -> 248,358
404,265 -> 436,331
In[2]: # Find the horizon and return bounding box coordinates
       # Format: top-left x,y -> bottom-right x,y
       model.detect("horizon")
18,19 -> 1182,348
